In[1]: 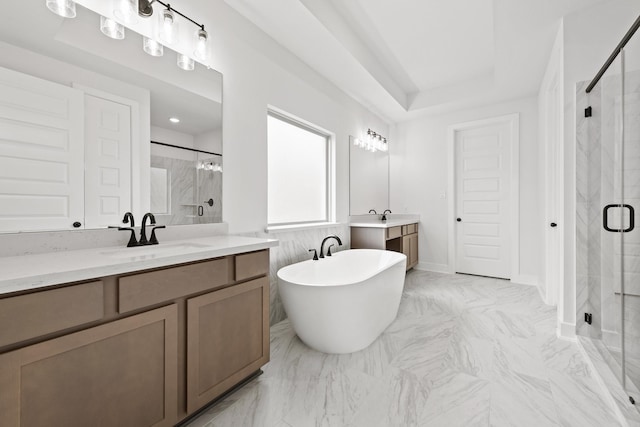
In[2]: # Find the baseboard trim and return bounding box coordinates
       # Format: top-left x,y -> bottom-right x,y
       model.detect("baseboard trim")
415,262 -> 451,274
558,321 -> 577,340
510,274 -> 538,286
535,282 -> 546,302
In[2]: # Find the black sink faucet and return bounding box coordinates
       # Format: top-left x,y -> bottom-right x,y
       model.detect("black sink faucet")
319,235 -> 343,258
382,209 -> 392,221
111,212 -> 138,247
138,212 -> 157,245
138,212 -> 165,245
369,209 -> 377,215
123,212 -> 135,228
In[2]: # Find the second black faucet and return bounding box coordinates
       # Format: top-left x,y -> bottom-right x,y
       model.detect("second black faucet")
115,212 -> 165,247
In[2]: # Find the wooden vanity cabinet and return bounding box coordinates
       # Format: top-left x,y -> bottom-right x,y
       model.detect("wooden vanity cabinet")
0,249 -> 270,427
0,304 -> 178,427
186,276 -> 269,413
351,223 -> 419,270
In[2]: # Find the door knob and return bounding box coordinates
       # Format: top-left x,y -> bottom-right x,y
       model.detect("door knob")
550,222 -> 557,228
456,218 -> 462,222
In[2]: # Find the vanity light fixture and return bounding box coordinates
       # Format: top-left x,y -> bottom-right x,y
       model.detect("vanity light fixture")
139,1 -> 209,70
143,36 -> 163,56
45,0 -> 209,70
100,15 -> 125,40
193,28 -> 208,61
177,53 -> 195,71
158,8 -> 177,45
114,0 -> 139,24
354,129 -> 388,153
46,0 -> 76,18
198,161 -> 222,172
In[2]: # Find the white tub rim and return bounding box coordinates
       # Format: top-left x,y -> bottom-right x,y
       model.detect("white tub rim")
277,248 -> 406,287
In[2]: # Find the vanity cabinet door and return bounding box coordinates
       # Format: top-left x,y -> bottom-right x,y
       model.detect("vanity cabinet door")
186,277 -> 269,413
402,225 -> 419,270
0,305 -> 178,427
408,232 -> 419,268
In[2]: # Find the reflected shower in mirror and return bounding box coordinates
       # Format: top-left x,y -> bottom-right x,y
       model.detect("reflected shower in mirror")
150,142 -> 222,225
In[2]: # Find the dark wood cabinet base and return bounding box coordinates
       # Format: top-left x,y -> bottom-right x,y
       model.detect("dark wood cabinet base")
0,249 -> 270,427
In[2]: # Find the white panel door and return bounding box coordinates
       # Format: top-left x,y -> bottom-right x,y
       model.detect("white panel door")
0,66 -> 84,232
84,94 -> 132,228
455,122 -> 511,278
543,77 -> 562,304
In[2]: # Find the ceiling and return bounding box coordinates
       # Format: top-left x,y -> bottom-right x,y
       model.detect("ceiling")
224,0 -> 606,122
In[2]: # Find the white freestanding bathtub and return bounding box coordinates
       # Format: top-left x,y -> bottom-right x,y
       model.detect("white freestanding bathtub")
277,249 -> 407,354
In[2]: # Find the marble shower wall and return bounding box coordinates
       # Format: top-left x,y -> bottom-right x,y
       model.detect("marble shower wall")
576,80 -> 604,338
243,225 -> 350,325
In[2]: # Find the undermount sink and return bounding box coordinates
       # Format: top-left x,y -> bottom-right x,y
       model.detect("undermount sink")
100,242 -> 212,259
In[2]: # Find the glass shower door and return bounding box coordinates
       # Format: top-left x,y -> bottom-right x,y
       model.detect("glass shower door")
621,36 -> 640,402
599,51 -> 624,392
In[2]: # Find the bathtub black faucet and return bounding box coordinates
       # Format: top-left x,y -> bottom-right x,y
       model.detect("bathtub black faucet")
320,235 -> 342,258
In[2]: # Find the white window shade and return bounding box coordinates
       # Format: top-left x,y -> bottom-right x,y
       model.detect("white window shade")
268,113 -> 330,225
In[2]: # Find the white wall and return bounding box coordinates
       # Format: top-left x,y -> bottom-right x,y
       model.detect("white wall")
391,96 -> 540,282
558,0 -> 639,338
195,129 -> 223,155
151,126 -> 195,148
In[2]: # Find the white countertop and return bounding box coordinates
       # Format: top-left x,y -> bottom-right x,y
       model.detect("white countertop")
349,214 -> 420,229
0,235 -> 278,296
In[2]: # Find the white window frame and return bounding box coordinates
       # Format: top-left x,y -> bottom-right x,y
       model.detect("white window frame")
267,108 -> 335,229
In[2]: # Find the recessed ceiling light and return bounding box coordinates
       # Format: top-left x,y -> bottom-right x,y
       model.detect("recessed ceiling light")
169,117 -> 180,123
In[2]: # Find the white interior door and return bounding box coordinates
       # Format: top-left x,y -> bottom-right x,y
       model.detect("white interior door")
84,94 -> 132,228
455,120 -> 511,279
0,66 -> 84,232
543,76 -> 563,305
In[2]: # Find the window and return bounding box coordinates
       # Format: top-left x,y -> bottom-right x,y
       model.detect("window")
267,111 -> 332,226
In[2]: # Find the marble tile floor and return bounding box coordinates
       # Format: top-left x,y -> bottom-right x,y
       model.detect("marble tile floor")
610,348 -> 640,401
187,270 -> 624,427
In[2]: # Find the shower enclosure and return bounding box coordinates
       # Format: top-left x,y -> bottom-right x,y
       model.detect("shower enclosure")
577,16 -> 640,407
150,142 -> 223,225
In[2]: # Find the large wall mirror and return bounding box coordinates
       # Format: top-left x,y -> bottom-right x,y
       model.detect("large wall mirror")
349,136 -> 389,215
0,0 -> 222,233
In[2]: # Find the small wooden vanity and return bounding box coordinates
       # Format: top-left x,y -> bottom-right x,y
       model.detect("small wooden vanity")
0,243 -> 272,427
351,220 -> 419,270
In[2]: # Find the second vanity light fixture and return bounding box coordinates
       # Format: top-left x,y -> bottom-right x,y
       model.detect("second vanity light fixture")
353,129 -> 389,153
46,0 -> 209,71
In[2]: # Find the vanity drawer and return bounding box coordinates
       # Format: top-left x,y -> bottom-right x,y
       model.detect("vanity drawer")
386,226 -> 402,240
402,223 -> 418,235
0,281 -> 104,348
235,250 -> 269,282
118,258 -> 230,313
